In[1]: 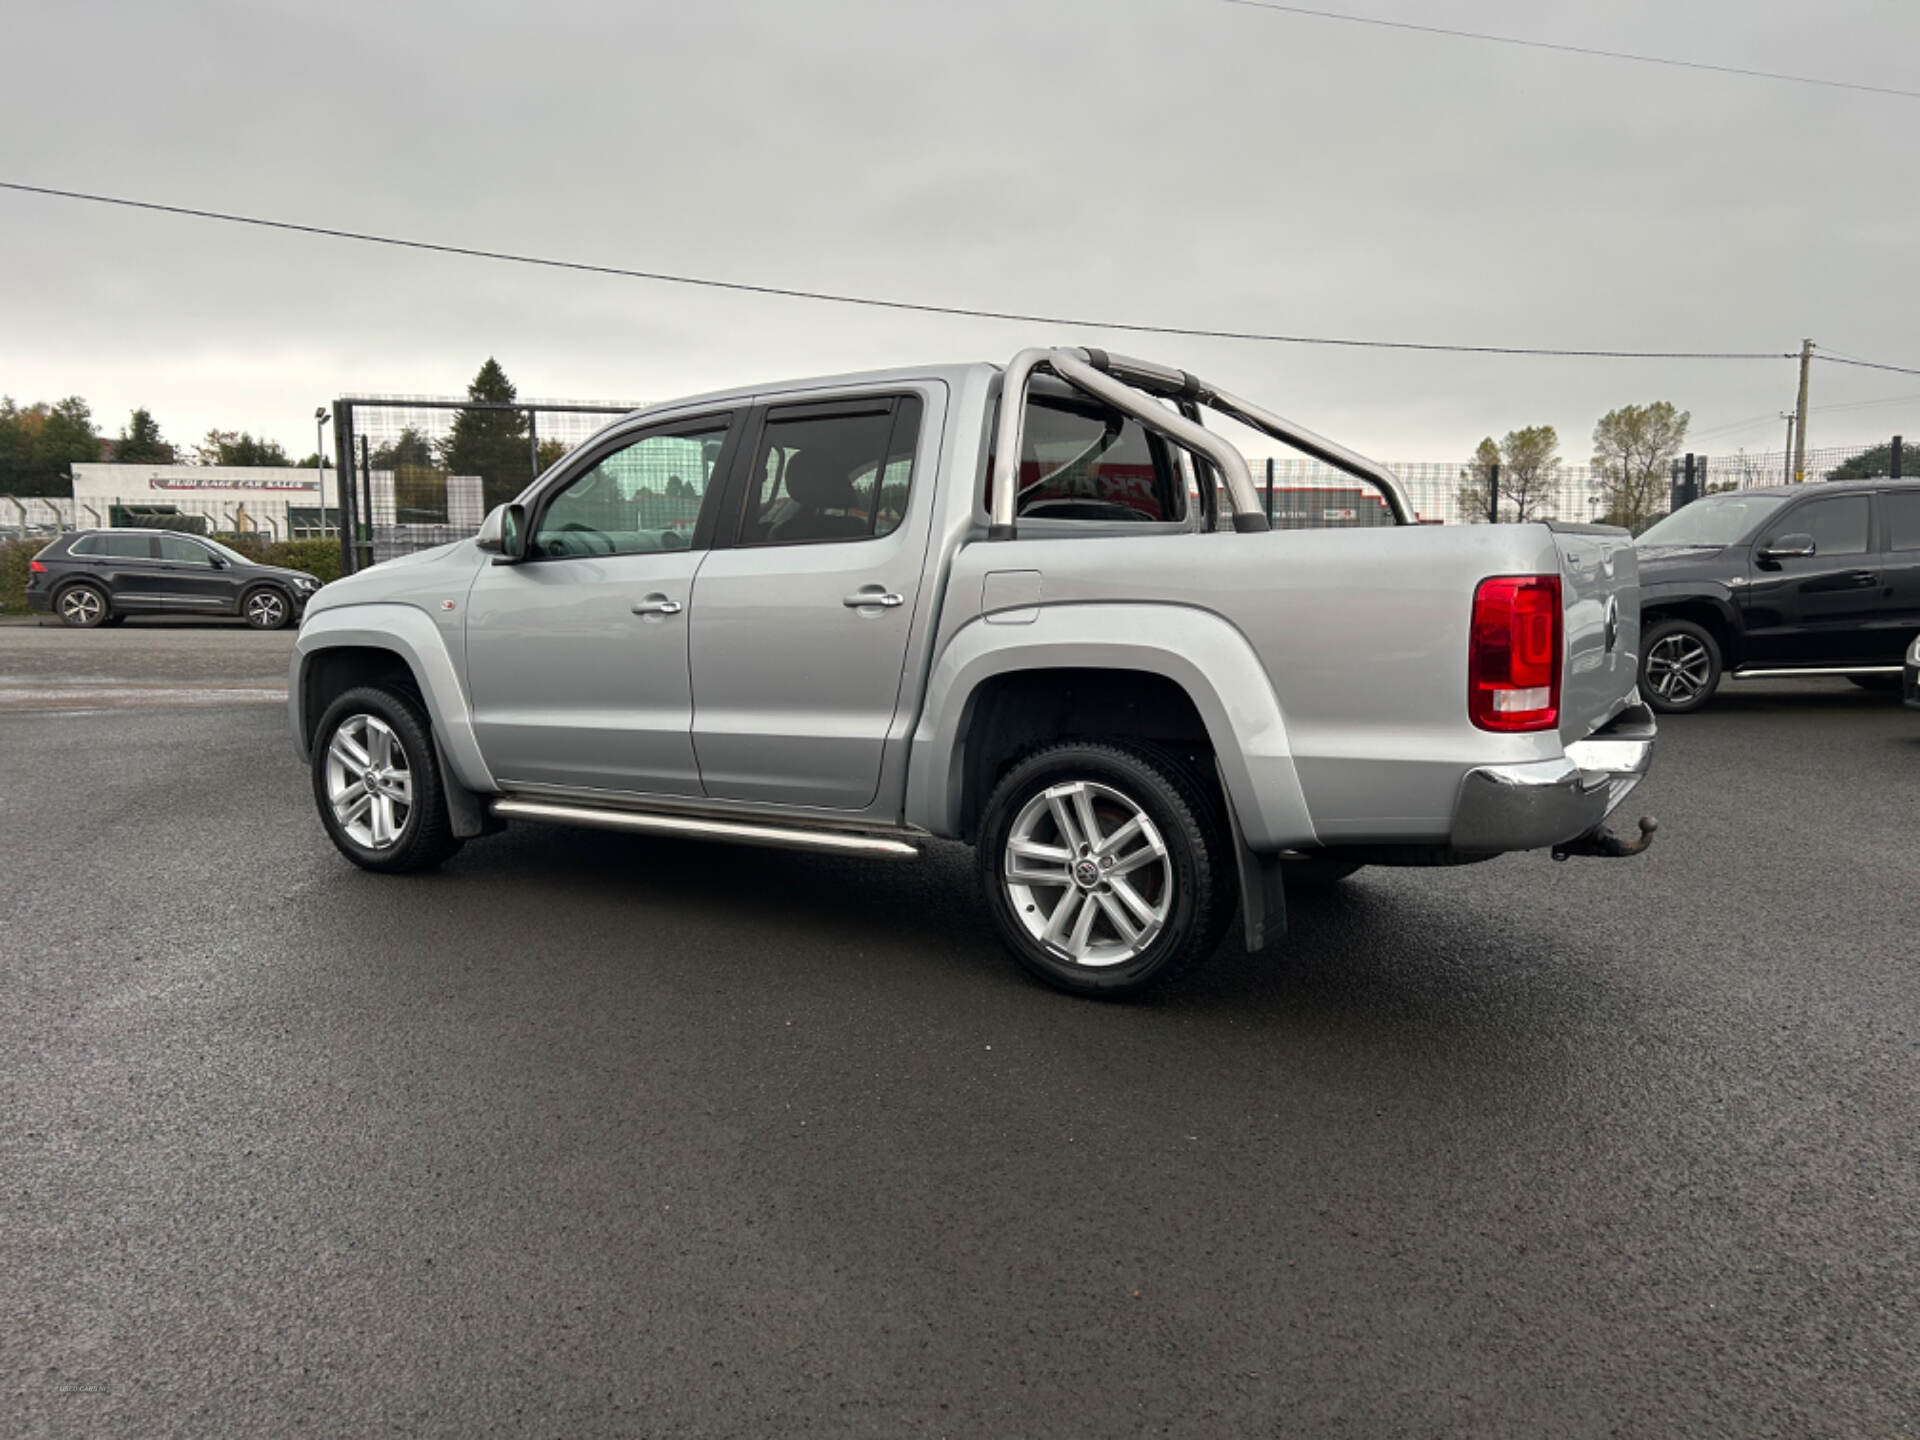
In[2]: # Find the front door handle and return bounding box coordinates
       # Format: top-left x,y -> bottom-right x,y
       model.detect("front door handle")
843,590 -> 904,609
632,594 -> 683,616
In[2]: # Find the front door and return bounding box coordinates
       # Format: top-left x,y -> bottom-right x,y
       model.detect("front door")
688,390 -> 936,810
153,533 -> 238,612
465,414 -> 738,796
1740,492 -> 1880,665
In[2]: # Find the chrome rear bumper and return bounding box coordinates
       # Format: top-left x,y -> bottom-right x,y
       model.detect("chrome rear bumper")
1451,703 -> 1657,853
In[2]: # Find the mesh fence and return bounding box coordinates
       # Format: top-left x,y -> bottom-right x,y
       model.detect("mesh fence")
335,396 -> 640,568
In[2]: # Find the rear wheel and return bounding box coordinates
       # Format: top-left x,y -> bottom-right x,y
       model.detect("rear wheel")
1640,618 -> 1722,714
57,583 -> 109,628
978,741 -> 1234,998
311,685 -> 463,873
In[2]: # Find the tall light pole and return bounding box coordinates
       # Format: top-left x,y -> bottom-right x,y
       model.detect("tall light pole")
314,407 -> 329,535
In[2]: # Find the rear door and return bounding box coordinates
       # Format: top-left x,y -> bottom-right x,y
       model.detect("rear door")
687,386 -> 941,811
1739,492 -> 1880,664
79,532 -> 164,607
1873,487 -> 1920,660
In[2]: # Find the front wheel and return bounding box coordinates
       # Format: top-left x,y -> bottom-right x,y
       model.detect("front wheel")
977,741 -> 1234,998
311,685 -> 463,873
1640,618 -> 1722,714
243,587 -> 293,630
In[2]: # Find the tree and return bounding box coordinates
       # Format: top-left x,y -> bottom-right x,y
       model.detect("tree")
0,395 -> 100,495
294,453 -> 333,469
1457,437 -> 1501,523
1456,426 -> 1561,523
1830,440 -> 1920,481
116,408 -> 175,464
437,358 -> 531,509
1592,402 -> 1689,531
371,427 -> 435,471
193,429 -> 293,466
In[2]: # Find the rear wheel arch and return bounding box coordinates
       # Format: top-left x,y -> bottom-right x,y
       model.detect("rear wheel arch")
952,666 -> 1217,844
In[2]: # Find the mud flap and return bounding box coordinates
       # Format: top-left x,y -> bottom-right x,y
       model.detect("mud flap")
434,733 -> 503,840
1217,764 -> 1286,952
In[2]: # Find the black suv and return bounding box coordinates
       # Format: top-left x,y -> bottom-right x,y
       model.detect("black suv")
25,529 -> 322,630
1635,479 -> 1920,712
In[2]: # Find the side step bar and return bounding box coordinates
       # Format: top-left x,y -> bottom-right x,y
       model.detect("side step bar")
1727,665 -> 1901,680
490,798 -> 922,860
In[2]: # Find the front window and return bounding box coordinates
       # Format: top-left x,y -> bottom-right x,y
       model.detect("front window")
157,535 -> 215,566
532,424 -> 728,559
1637,494 -> 1789,548
1771,495 -> 1868,556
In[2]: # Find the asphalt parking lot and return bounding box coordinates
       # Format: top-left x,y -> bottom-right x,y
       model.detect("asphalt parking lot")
2,630 -> 1915,1438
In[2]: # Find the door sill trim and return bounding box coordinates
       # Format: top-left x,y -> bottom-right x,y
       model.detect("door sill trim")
490,798 -> 922,860
1727,665 -> 1902,680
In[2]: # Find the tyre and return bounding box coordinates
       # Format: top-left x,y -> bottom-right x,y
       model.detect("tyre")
1847,674 -> 1901,694
1281,856 -> 1363,887
56,583 -> 110,629
1640,618 -> 1722,714
311,685 -> 463,874
243,587 -> 293,630
977,741 -> 1235,998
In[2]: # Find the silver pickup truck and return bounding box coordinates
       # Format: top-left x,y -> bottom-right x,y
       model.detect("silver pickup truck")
291,346 -> 1656,995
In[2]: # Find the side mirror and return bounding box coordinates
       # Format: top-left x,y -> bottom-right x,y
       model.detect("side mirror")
476,503 -> 528,562
1759,532 -> 1816,563
209,554 -> 229,569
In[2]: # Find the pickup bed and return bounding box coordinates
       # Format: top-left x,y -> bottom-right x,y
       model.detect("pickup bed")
291,345 -> 1656,995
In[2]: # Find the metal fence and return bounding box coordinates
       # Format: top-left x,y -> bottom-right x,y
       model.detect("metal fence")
330,395 -> 641,572
7,425 -> 1912,555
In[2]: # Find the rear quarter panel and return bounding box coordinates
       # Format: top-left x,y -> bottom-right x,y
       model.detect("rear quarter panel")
931,522 -> 1576,843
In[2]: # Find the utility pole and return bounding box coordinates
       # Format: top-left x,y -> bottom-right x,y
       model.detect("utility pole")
1792,338 -> 1813,482
1781,414 -> 1795,485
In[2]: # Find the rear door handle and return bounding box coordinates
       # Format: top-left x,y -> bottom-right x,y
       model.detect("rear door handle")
632,594 -> 683,616
1848,570 -> 1878,588
843,590 -> 904,609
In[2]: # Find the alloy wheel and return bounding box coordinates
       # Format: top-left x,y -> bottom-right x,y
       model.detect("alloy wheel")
325,713 -> 413,850
60,588 -> 103,626
1645,633 -> 1713,705
1003,780 -> 1173,967
247,591 -> 287,628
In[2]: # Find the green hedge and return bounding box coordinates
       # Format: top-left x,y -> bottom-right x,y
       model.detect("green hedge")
0,539 -> 41,614
0,534 -> 343,614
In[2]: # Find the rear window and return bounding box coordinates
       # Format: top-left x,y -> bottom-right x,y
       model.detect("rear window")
989,395 -> 1185,525
1882,490 -> 1920,551
70,533 -> 154,559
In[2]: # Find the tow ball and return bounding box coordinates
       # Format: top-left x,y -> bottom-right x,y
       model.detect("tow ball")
1552,815 -> 1658,862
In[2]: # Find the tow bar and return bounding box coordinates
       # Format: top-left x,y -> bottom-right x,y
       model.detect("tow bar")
1553,815 -> 1658,862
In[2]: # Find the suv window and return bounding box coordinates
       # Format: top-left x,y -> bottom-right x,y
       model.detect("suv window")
71,533 -> 154,559
532,424 -> 728,559
1772,495 -> 1868,556
156,535 -> 215,565
1882,490 -> 1920,550
988,395 -> 1184,525
740,396 -> 922,546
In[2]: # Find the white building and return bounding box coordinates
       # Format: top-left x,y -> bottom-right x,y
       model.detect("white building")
71,464 -> 348,538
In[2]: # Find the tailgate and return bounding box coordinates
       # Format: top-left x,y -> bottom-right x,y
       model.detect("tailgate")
1549,521 -> 1640,743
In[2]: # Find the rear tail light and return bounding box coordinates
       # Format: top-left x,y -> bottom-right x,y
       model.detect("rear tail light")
29,560 -> 46,573
1469,574 -> 1562,732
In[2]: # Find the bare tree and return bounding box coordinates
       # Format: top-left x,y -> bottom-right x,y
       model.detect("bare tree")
1592,402 -> 1689,531
1457,427 -> 1561,522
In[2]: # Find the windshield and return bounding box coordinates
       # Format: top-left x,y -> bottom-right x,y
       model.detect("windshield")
1637,494 -> 1789,548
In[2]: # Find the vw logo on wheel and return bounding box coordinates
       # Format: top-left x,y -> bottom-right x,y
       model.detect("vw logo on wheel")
1073,858 -> 1101,888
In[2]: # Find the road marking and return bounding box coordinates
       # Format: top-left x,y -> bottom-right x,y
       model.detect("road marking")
0,683 -> 286,712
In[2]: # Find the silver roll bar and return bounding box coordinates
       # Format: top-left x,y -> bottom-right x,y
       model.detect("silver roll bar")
1048,351 -> 1270,532
988,344 -> 1410,537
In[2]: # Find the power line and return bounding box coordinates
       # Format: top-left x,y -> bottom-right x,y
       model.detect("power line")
1215,0 -> 1920,101
1815,353 -> 1920,377
0,179 -> 1793,363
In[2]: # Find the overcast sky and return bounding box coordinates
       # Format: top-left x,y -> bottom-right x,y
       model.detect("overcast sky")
3,0 -> 1918,465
